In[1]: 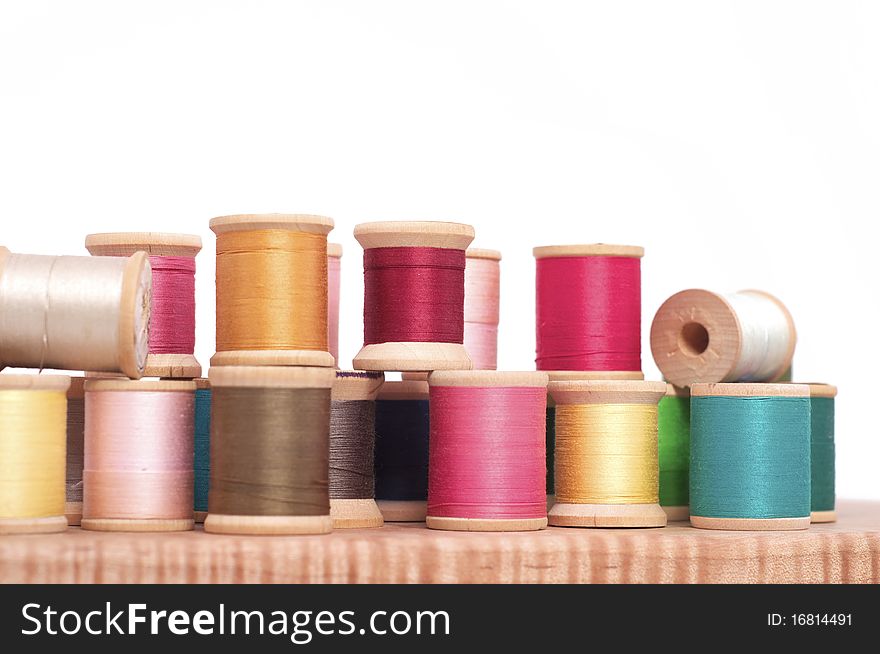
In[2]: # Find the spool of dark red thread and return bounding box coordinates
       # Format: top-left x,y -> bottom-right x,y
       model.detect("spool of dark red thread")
427,371 -> 549,532
534,245 -> 643,375
353,221 -> 475,372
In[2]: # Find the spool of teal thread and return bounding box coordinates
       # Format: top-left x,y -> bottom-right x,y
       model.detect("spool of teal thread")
193,379 -> 211,523
658,385 -> 689,521
690,383 -> 811,531
808,384 -> 836,523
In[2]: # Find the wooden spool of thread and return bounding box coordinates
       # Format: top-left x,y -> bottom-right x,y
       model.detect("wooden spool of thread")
545,371 -> 644,509
328,242 -> 342,367
0,374 -> 70,534
427,371 -> 549,532
807,383 -> 837,523
534,245 -> 644,374
548,379 -> 667,528
330,370 -> 385,528
659,384 -> 690,521
690,383 -> 811,531
205,366 -> 335,535
193,378 -> 211,523
374,379 -> 431,522
65,377 -> 85,526
210,214 -> 335,368
0,246 -> 151,378
82,379 -> 195,532
650,289 -> 796,387
464,248 -> 501,370
353,221 -> 475,371
85,232 -> 203,378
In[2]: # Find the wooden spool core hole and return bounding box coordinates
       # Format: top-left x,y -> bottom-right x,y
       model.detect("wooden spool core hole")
679,322 -> 710,356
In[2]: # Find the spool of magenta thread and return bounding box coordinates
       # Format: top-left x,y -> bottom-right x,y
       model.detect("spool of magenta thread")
85,233 -> 202,378
427,371 -> 549,532
534,244 -> 643,374
353,221 -> 475,372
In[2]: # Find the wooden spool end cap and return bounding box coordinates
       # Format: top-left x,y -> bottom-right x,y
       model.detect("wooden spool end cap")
811,510 -> 836,523
211,349 -> 336,369
81,518 -> 194,533
332,370 -> 385,401
548,379 -> 667,406
67,377 -> 86,399
143,353 -> 202,379
533,244 -> 644,259
806,383 -> 838,398
665,383 -> 690,398
118,251 -> 152,380
210,214 -> 334,236
85,232 -> 203,257
690,516 -> 810,531
377,380 -> 429,401
428,370 -> 548,388
467,248 -> 502,261
545,370 -> 644,381
376,500 -> 427,522
353,342 -> 472,372
65,502 -> 83,527
84,378 -> 197,393
204,514 -> 333,536
426,516 -> 547,532
690,383 -> 811,398
548,503 -> 667,528
0,374 -> 71,392
0,516 -> 68,535
354,221 -> 475,250
400,372 -> 429,382
330,499 -> 385,529
209,365 -> 335,389
327,242 -> 343,258
662,505 -> 690,522
194,378 -> 211,391
193,511 -> 208,524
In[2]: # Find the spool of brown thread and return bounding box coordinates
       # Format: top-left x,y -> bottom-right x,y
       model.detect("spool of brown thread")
65,377 -> 85,526
205,366 -> 335,536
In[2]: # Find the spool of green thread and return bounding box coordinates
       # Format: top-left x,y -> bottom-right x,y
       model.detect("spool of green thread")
658,385 -> 689,521
808,384 -> 836,523
690,383 -> 812,531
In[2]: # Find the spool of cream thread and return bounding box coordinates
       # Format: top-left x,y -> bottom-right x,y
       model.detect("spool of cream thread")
0,374 -> 70,535
330,371 -> 385,528
65,377 -> 85,526
464,248 -> 501,370
82,379 -> 196,532
0,246 -> 151,378
650,289 -> 796,387
85,232 -> 203,378
548,379 -> 667,528
328,243 -> 342,367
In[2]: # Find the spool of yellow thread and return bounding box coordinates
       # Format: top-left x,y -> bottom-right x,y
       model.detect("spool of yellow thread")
0,374 -> 71,534
548,379 -> 667,528
210,214 -> 335,368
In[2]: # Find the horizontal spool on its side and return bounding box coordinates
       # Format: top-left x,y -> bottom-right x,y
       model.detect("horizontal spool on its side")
547,379 -> 668,528
375,379 -> 430,522
330,371 -> 385,528
0,247 -> 151,379
85,232 -> 203,378
81,379 -> 196,532
0,374 -> 71,535
426,371 -> 549,532
353,221 -> 475,372
210,214 -> 335,369
650,289 -> 796,387
808,383 -> 837,524
659,384 -> 690,522
205,365 -> 335,536
65,377 -> 85,526
689,383 -> 811,531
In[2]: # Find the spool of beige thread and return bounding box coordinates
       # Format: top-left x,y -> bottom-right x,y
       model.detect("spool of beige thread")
0,246 -> 151,378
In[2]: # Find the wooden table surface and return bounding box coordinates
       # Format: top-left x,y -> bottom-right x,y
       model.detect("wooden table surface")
2,501 -> 878,584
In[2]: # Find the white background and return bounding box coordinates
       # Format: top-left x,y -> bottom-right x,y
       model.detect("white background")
1,2 -> 877,499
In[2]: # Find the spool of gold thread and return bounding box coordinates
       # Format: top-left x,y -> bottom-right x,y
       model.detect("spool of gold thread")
210,214 -> 335,368
548,380 -> 667,528
0,374 -> 71,534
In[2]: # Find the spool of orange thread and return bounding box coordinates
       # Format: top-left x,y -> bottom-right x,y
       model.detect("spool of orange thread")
210,214 -> 335,368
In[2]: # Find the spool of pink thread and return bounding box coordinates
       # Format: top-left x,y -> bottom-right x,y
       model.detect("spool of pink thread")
328,242 -> 342,367
426,370 -> 549,532
85,233 -> 202,378
464,249 -> 501,370
81,379 -> 196,532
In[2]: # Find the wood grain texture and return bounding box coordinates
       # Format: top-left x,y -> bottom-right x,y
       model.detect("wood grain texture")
1,501 -> 877,584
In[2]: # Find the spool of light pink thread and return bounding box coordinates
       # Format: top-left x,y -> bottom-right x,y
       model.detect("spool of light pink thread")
464,249 -> 501,370
82,379 -> 196,532
328,243 -> 342,367
85,233 -> 202,378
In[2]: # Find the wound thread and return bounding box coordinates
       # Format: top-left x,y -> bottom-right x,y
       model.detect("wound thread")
65,378 -> 85,507
658,388 -> 690,508
808,384 -> 836,517
374,389 -> 430,503
327,244 -> 342,365
148,255 -> 196,355
193,382 -> 211,515
330,400 -> 376,500
464,249 -> 501,370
